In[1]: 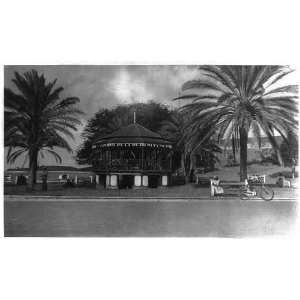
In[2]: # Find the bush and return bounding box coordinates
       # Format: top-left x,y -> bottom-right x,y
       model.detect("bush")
260,149 -> 279,165
63,179 -> 75,188
76,178 -> 95,188
280,131 -> 298,167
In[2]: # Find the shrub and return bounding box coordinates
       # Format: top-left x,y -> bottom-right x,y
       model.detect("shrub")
280,131 -> 298,167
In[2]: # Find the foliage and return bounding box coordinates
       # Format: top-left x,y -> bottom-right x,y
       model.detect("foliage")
260,148 -> 279,165
159,111 -> 221,178
280,130 -> 298,166
175,65 -> 298,180
5,70 -> 83,189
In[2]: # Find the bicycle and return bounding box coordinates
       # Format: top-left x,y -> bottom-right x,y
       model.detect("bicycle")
240,175 -> 274,201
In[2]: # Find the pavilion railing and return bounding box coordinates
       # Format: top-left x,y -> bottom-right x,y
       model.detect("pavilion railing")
95,159 -> 171,172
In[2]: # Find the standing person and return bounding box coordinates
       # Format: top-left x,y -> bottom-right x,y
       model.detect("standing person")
41,167 -> 48,191
291,158 -> 297,179
189,168 -> 195,183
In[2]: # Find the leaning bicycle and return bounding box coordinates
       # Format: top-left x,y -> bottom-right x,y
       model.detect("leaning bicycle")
240,175 -> 274,201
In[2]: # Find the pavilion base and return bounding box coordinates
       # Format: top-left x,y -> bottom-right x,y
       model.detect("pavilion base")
96,173 -> 170,189
160,175 -> 169,187
106,186 -> 118,190
95,184 -> 105,190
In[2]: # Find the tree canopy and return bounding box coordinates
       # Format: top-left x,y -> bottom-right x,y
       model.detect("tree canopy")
159,111 -> 221,176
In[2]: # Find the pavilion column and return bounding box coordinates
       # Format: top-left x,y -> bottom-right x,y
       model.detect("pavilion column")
142,175 -> 148,187
161,175 -> 169,187
133,174 -> 142,188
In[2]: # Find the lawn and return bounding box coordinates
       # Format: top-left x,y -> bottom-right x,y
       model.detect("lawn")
204,163 -> 298,183
4,198 -> 298,237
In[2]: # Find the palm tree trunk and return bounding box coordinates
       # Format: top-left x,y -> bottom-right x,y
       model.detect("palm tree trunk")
184,153 -> 191,183
232,137 -> 236,163
180,152 -> 189,183
274,146 -> 283,166
29,148 -> 38,190
181,152 -> 185,174
239,127 -> 248,181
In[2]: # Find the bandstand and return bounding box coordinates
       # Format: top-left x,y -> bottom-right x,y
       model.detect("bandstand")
91,121 -> 173,189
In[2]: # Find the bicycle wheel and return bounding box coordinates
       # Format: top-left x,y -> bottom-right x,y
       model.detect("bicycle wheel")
258,186 -> 274,201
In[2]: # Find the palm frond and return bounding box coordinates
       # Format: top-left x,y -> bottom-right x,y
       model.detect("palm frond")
44,149 -> 62,164
7,148 -> 27,164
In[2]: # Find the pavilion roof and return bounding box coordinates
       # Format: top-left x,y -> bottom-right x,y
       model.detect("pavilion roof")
94,123 -> 172,147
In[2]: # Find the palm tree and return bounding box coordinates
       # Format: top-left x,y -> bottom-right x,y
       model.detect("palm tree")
159,111 -> 221,182
175,66 -> 298,181
5,70 -> 83,189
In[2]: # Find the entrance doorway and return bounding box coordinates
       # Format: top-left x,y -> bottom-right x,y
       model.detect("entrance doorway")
149,175 -> 159,188
99,174 -> 106,187
119,175 -> 134,189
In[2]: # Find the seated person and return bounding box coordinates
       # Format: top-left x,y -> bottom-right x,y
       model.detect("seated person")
211,176 -> 224,196
276,176 -> 291,188
243,179 -> 256,196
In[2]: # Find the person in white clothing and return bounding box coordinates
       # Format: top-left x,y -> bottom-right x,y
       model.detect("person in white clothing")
211,176 -> 224,196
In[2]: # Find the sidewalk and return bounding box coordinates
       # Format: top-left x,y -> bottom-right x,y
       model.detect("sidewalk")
4,187 -> 298,202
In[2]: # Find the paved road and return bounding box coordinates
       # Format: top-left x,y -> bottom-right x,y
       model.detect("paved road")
4,197 -> 298,237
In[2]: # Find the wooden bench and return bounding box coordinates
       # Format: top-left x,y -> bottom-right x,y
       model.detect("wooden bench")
195,175 -> 210,186
210,175 -> 266,197
210,180 -> 243,197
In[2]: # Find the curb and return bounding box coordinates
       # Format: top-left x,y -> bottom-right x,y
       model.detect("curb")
4,195 -> 298,202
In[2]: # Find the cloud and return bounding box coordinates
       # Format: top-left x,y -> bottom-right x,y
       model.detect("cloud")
110,67 -> 155,103
108,65 -> 200,107
148,65 -> 199,90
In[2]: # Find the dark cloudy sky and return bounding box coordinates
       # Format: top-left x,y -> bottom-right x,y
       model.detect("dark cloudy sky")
4,65 -> 200,168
